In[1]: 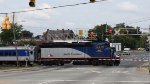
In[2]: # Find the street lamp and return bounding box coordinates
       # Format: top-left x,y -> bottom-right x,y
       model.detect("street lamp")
148,35 -> 150,74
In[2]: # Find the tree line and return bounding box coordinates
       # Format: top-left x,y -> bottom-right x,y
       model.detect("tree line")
0,23 -> 148,49
88,23 -> 148,49
0,23 -> 34,46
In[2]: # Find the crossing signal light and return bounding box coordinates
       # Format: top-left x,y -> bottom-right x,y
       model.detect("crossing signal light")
79,30 -> 83,36
1,15 -> 11,30
88,32 -> 93,38
106,28 -> 113,34
88,32 -> 96,40
2,20 -> 7,29
90,0 -> 96,3
29,0 -> 36,7
108,28 -> 112,34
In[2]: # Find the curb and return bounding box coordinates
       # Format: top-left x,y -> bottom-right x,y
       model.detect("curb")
136,62 -> 150,73
136,67 -> 149,72
1,67 -> 40,72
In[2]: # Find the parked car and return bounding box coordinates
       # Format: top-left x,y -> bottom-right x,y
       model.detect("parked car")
138,48 -> 145,51
145,47 -> 150,51
121,50 -> 130,55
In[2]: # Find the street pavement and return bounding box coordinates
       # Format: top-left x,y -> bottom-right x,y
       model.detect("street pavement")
121,50 -> 150,61
0,51 -> 150,84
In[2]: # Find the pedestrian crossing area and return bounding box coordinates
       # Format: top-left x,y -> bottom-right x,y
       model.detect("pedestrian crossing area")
120,58 -> 149,62
98,57 -> 150,62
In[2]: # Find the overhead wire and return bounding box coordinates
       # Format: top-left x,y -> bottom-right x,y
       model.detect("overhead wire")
1,0 -> 150,24
0,0 -> 107,14
0,0 -> 150,29
127,18 -> 150,24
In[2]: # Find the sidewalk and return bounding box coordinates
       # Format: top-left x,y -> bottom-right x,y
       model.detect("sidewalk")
137,62 -> 150,73
0,66 -> 41,72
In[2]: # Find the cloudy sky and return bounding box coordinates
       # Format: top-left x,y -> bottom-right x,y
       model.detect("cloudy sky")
0,0 -> 150,35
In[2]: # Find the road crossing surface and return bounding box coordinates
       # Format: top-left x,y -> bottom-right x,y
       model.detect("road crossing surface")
0,51 -> 149,84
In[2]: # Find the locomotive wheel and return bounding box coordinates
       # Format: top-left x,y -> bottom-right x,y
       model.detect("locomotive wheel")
106,61 -> 114,66
60,61 -> 64,66
114,60 -> 120,66
92,60 -> 99,66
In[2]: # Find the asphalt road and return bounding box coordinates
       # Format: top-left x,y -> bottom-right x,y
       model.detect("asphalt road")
0,51 -> 150,84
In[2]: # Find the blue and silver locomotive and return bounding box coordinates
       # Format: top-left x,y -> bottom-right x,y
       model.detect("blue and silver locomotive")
39,41 -> 120,66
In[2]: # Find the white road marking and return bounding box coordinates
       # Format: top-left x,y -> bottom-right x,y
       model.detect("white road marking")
143,60 -> 149,61
74,68 -> 87,70
0,67 -> 59,77
57,67 -> 88,72
47,80 -> 150,83
84,70 -> 129,74
38,80 -> 52,84
122,71 -> 129,73
112,70 -> 129,74
57,70 -> 73,72
5,79 -> 150,83
92,71 -> 102,73
120,58 -> 149,62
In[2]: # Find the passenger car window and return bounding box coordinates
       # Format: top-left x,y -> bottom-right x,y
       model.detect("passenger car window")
5,52 -> 9,56
0,52 -> 3,56
12,52 -> 16,56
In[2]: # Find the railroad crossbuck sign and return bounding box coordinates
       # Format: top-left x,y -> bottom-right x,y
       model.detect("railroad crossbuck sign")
114,29 -> 121,35
114,28 -> 144,35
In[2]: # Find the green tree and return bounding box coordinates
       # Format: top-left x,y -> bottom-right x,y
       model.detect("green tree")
88,23 -> 146,49
0,23 -> 23,45
113,23 -> 144,49
21,30 -> 33,38
18,40 -> 36,46
137,35 -> 147,48
88,24 -> 112,41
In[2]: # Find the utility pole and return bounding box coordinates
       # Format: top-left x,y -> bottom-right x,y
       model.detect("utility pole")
12,12 -> 19,67
102,30 -> 103,41
148,26 -> 150,74
103,23 -> 107,41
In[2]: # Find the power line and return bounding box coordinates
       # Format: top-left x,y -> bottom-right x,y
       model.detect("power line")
127,18 -> 150,24
112,18 -> 150,27
2,0 -> 149,27
0,0 -> 107,14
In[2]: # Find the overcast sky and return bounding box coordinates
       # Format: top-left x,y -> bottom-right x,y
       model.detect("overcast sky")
0,0 -> 150,36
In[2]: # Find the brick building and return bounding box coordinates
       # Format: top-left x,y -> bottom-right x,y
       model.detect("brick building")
43,29 -> 75,42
